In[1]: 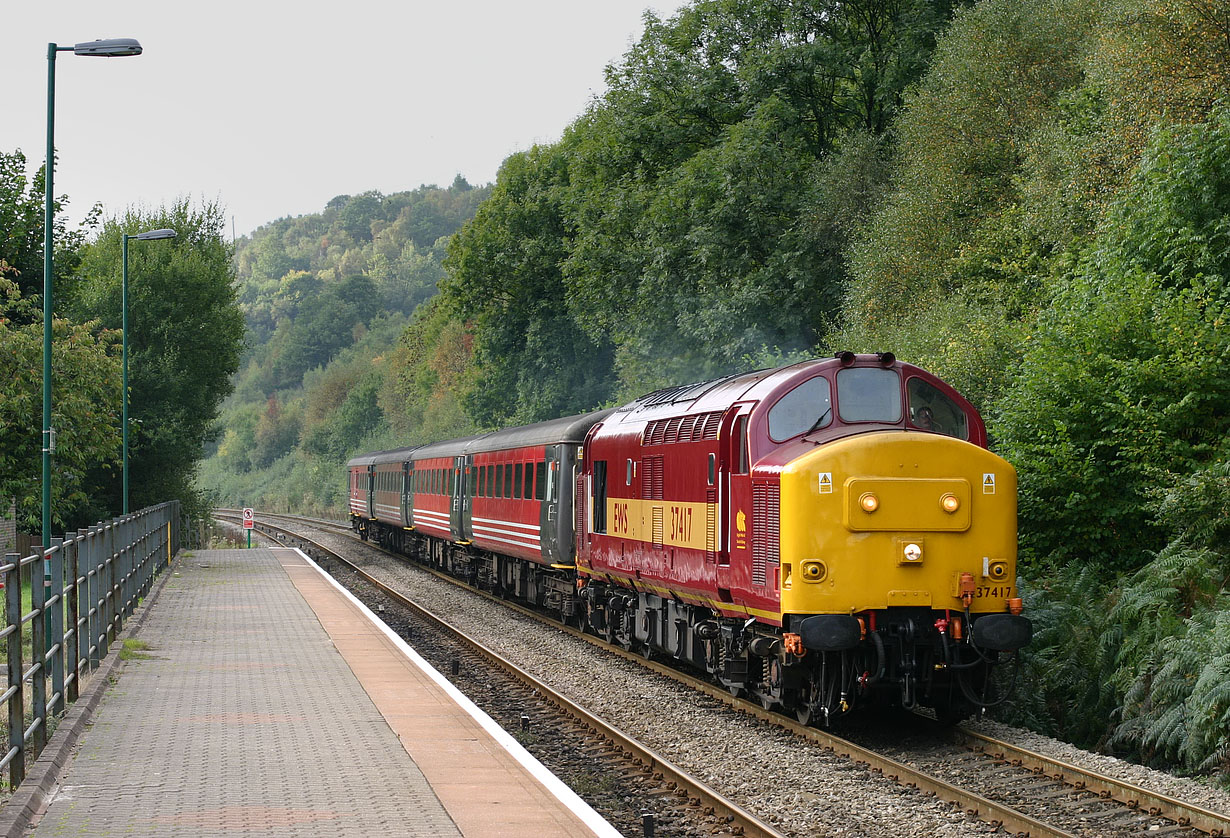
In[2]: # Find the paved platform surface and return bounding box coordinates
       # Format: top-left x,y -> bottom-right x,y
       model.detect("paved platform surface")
23,547 -> 616,837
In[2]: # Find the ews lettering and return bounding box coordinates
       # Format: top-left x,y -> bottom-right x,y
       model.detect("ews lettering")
612,502 -> 630,534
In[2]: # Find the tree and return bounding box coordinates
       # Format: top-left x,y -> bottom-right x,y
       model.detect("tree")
443,146 -> 617,427
70,201 -> 245,517
0,275 -> 120,531
994,107 -> 1230,572
0,149 -> 99,305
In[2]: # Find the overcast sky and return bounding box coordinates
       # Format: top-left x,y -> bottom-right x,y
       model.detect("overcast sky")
5,0 -> 688,239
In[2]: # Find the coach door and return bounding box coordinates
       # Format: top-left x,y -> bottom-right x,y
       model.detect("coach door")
401,462 -> 412,528
451,455 -> 471,541
541,445 -> 562,562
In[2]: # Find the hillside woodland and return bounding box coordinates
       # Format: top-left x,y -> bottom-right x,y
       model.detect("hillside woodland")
200,0 -> 1229,782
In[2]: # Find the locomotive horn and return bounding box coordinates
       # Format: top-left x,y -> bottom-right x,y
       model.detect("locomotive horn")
834,351 -> 856,366
877,352 -> 896,366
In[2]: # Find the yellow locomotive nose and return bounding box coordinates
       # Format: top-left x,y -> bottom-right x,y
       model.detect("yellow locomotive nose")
776,431 -> 1018,619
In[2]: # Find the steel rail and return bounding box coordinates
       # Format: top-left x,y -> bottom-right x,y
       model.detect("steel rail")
950,727 -> 1230,836
235,516 -> 790,838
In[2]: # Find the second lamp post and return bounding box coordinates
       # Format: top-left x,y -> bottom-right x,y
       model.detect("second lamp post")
121,228 -> 176,514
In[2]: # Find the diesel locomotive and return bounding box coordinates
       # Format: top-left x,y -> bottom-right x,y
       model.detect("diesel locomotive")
348,353 -> 1031,724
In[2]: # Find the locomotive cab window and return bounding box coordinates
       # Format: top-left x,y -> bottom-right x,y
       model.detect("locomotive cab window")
592,460 -> 608,533
733,415 -> 749,474
837,367 -> 902,423
768,376 -> 833,441
907,377 -> 969,440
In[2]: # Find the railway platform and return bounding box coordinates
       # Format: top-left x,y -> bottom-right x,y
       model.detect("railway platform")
2,547 -> 618,837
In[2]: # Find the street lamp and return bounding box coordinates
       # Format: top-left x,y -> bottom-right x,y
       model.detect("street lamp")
120,228 -> 175,514
42,38 -> 143,546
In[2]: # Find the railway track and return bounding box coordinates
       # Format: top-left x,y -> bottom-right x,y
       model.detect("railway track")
217,511 -> 1230,838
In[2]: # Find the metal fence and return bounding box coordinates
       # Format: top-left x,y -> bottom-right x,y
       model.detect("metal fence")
0,501 -> 180,789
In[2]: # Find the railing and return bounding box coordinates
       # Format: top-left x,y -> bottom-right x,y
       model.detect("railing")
0,501 -> 180,789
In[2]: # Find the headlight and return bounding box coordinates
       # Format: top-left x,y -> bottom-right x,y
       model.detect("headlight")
859,493 -> 879,513
801,560 -> 828,583
903,543 -> 922,562
940,493 -> 960,514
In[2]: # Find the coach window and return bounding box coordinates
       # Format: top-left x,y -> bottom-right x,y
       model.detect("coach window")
514,463 -> 524,499
592,460 -> 608,533
504,463 -> 514,498
535,461 -> 546,500
523,463 -> 534,499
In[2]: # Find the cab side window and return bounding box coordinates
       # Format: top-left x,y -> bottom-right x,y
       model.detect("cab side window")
907,377 -> 969,440
592,460 -> 608,533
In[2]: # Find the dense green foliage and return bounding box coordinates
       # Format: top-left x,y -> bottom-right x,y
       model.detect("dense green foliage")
200,0 -> 1229,782
0,276 -> 120,530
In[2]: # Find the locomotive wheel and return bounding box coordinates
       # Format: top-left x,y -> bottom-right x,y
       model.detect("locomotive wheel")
795,704 -> 814,726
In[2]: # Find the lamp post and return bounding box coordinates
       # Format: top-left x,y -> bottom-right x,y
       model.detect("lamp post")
121,228 -> 175,514
42,38 -> 142,547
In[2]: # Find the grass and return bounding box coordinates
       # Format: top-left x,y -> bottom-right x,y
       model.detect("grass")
119,639 -> 153,661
